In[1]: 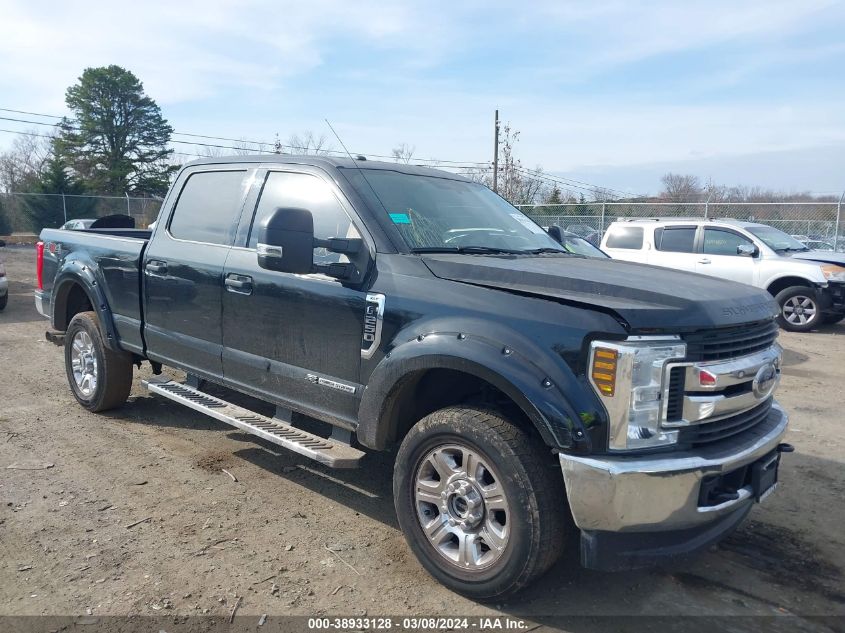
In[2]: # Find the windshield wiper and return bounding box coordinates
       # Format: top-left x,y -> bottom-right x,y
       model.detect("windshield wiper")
521,247 -> 568,254
411,246 -> 528,255
776,246 -> 811,253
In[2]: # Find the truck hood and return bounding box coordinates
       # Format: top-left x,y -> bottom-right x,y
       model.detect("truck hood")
788,250 -> 845,266
422,254 -> 779,331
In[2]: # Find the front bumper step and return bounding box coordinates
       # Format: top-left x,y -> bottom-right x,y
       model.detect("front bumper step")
143,379 -> 364,468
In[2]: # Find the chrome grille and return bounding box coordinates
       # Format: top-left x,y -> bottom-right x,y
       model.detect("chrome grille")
678,398 -> 773,446
682,320 -> 779,362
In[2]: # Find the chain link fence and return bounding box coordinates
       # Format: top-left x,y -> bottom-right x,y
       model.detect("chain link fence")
2,191 -> 843,253
0,191 -> 162,235
519,200 -> 845,251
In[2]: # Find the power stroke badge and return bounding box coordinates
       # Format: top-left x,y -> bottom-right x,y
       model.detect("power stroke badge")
361,293 -> 385,359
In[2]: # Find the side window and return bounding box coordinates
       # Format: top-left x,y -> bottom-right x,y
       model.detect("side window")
248,172 -> 361,265
657,227 -> 696,253
605,226 -> 643,250
168,170 -> 248,245
703,228 -> 753,256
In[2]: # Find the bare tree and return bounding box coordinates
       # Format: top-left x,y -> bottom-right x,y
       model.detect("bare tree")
590,186 -> 617,202
287,131 -> 333,156
494,124 -> 547,205
0,130 -> 52,192
391,143 -> 416,164
660,173 -> 703,201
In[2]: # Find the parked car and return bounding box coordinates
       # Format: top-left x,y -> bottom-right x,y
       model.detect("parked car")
546,225 -> 609,257
0,239 -> 7,310
60,218 -> 97,230
601,218 -> 845,331
563,223 -> 601,246
798,238 -> 835,252
35,157 -> 790,598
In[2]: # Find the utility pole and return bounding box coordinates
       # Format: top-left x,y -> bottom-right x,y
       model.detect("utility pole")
492,109 -> 500,193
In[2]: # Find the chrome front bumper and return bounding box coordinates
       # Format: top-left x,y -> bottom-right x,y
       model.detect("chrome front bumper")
559,401 -> 788,533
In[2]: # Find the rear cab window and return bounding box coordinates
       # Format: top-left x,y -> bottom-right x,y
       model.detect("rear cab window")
605,226 -> 644,250
168,170 -> 249,245
655,227 -> 697,253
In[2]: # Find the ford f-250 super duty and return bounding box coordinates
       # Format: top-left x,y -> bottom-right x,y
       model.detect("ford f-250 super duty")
34,156 -> 791,598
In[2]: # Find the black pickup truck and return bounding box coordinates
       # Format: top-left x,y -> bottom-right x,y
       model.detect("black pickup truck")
35,156 -> 791,598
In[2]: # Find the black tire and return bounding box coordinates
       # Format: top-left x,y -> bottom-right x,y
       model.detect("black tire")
64,311 -> 133,412
0,293 -> 7,311
394,406 -> 566,599
822,313 -> 845,326
775,286 -> 822,332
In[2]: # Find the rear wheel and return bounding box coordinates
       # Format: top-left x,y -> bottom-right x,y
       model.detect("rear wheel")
64,311 -> 133,412
393,406 -> 566,599
775,286 -> 821,332
0,293 -> 7,310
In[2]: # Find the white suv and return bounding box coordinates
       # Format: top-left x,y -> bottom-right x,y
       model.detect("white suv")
600,218 -> 845,332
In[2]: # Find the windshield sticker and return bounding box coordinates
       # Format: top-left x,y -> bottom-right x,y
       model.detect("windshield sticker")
390,212 -> 411,225
510,213 -> 546,234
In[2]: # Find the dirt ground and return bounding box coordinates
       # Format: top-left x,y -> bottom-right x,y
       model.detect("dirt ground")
1,244 -> 844,631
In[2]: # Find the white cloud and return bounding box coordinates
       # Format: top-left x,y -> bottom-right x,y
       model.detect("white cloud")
0,0 -> 843,194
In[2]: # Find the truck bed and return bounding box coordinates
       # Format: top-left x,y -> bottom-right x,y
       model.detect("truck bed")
39,227 -> 150,355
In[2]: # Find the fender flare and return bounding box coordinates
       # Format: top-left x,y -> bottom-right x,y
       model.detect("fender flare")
357,331 -> 595,452
52,254 -> 121,351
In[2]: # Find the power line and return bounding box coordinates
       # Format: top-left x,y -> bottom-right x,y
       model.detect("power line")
0,107 -> 63,119
0,107 -> 490,167
514,165 -> 637,199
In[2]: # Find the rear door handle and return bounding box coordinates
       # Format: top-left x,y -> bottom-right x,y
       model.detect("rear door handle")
146,260 -> 168,274
225,273 -> 253,294
698,258 -> 711,264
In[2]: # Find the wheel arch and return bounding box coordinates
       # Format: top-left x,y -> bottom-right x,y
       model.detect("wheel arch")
52,259 -> 120,350
356,334 -> 593,452
766,275 -> 816,298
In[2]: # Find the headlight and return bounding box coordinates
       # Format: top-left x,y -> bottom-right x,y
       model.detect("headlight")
589,338 -> 686,451
821,264 -> 845,282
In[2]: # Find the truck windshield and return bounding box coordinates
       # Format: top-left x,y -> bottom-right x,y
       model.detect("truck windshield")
746,226 -> 810,252
342,168 -> 565,253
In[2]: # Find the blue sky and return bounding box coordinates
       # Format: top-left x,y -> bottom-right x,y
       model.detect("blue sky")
1,0 -> 844,195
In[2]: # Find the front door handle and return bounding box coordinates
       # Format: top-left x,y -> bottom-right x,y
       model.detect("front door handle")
698,258 -> 711,264
146,260 -> 168,274
225,274 -> 253,294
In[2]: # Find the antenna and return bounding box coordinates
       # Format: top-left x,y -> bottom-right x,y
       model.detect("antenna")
324,119 -> 390,215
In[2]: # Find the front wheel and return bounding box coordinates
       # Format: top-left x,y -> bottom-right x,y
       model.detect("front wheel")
393,406 -> 566,599
0,293 -> 7,310
64,311 -> 133,412
775,286 -> 822,332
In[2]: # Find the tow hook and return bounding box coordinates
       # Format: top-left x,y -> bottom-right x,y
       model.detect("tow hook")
777,443 -> 795,453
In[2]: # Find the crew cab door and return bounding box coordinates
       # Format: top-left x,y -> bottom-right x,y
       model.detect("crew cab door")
696,227 -> 758,286
647,226 -> 699,272
143,167 -> 253,377
220,168 -> 369,426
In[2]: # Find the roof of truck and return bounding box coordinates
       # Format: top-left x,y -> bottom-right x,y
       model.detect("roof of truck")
182,154 -> 472,181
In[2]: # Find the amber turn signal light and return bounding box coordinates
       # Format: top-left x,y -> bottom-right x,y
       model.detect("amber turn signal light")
591,347 -> 618,397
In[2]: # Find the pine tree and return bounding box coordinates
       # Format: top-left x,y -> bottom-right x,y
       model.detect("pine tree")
57,65 -> 176,196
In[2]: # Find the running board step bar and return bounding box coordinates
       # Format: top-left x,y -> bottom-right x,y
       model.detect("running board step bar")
142,379 -> 364,468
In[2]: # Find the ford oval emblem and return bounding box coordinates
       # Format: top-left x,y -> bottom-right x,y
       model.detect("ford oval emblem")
752,363 -> 778,399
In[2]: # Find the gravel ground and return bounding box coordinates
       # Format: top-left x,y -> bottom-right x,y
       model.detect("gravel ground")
1,244 -> 844,631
